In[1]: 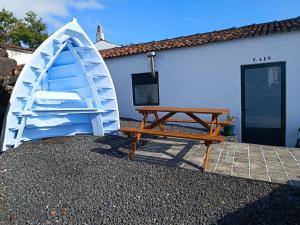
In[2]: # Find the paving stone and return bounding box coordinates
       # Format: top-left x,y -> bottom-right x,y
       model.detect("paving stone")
270,177 -> 290,184
290,154 -> 300,160
234,157 -> 249,163
181,163 -> 199,170
215,164 -> 232,171
249,151 -> 262,156
189,157 -> 202,164
280,157 -> 298,164
250,169 -> 268,176
233,161 -> 249,167
283,163 -> 300,169
217,160 -> 232,166
208,158 -> 218,163
276,150 -> 293,156
233,167 -> 249,174
285,169 -> 300,177
267,165 -> 285,173
251,175 -> 270,182
249,157 -> 265,162
269,172 -> 288,179
250,163 -> 267,170
224,151 -> 235,157
275,146 -> 289,150
231,172 -> 250,179
249,146 -> 262,150
223,156 -> 234,162
209,154 -> 221,160
215,169 -> 231,176
165,149 -> 181,156
263,153 -> 277,159
206,163 -> 216,172
265,159 -> 281,164
235,147 -> 248,152
234,152 -> 248,158
249,160 -> 265,165
289,149 -> 300,155
261,145 -> 275,150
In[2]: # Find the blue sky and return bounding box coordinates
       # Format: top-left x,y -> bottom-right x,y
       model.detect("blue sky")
2,0 -> 300,46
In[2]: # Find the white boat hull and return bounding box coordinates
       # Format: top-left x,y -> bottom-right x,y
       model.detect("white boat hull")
1,18 -> 120,151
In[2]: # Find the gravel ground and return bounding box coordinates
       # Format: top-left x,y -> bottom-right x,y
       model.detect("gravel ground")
0,120 -> 299,224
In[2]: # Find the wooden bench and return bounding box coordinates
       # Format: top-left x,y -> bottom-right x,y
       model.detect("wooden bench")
120,127 -> 224,142
165,118 -> 232,126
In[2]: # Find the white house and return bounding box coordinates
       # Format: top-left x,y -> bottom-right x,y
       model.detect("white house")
100,16 -> 300,147
6,44 -> 34,65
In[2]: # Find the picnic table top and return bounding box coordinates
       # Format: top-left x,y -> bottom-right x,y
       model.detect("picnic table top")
136,106 -> 229,115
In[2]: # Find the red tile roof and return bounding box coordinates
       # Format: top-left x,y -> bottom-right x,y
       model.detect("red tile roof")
100,16 -> 300,59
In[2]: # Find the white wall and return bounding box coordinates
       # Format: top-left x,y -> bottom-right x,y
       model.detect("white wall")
7,50 -> 32,65
105,32 -> 300,147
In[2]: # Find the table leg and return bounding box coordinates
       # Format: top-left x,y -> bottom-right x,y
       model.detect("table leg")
203,141 -> 212,171
137,112 -> 148,142
209,114 -> 217,136
154,112 -> 167,139
128,139 -> 137,160
128,112 -> 148,160
154,112 -> 164,131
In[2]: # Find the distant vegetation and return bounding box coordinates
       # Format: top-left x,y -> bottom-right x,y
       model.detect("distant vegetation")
0,8 -> 48,48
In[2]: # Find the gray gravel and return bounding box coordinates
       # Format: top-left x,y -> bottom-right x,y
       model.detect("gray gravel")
0,120 -> 299,224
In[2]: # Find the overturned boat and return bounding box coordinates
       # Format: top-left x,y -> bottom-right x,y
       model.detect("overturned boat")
1,18 -> 120,151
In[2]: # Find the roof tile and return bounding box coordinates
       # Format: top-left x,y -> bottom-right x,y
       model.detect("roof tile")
100,16 -> 300,59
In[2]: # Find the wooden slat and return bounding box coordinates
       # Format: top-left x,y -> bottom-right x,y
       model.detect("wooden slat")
185,112 -> 210,130
120,127 -> 224,142
209,114 -> 217,136
145,112 -> 176,129
137,106 -> 229,115
165,118 -> 232,126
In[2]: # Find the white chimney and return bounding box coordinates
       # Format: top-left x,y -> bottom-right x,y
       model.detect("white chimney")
96,25 -> 105,42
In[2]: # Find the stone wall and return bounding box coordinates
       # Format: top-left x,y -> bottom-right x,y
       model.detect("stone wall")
0,45 -> 18,129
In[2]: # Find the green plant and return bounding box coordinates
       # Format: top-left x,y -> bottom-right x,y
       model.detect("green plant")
226,114 -> 238,121
223,115 -> 238,136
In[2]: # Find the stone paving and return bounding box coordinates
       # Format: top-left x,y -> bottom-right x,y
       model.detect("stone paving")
132,137 -> 300,187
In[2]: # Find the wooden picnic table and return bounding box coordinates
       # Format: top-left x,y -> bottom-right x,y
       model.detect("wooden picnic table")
120,106 -> 230,171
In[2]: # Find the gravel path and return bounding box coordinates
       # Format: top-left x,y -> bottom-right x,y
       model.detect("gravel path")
0,125 -> 299,224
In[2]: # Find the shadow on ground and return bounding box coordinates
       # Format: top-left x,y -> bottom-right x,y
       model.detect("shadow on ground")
217,184 -> 300,225
289,175 -> 300,187
91,135 -> 203,170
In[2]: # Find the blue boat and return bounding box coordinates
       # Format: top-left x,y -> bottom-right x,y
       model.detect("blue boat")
1,18 -> 120,151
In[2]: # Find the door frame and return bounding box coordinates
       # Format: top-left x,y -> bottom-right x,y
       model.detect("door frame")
241,61 -> 286,145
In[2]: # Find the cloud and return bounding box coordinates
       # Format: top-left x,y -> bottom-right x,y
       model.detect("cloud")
72,0 -> 104,9
0,0 -> 104,28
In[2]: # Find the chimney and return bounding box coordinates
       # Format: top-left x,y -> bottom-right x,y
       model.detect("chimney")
96,25 -> 105,42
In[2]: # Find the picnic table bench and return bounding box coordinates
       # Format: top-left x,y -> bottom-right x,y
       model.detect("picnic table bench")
120,107 -> 230,171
